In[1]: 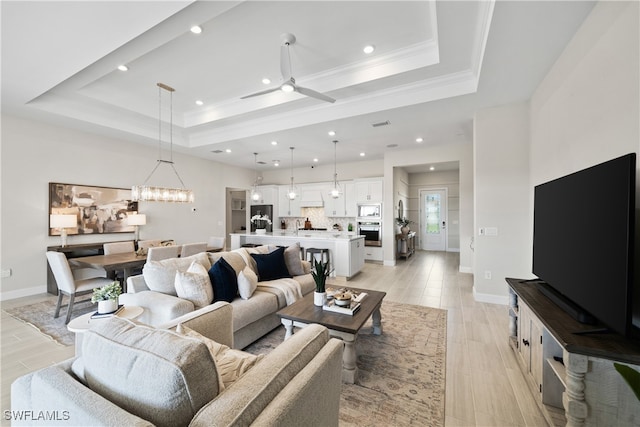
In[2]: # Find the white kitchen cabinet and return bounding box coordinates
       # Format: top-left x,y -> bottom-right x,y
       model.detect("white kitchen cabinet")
363,245 -> 383,262
324,181 -> 354,217
355,178 -> 383,203
343,182 -> 357,217
333,236 -> 365,279
278,186 -> 301,217
250,185 -> 278,206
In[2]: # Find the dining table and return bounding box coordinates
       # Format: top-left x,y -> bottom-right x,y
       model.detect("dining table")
70,252 -> 147,291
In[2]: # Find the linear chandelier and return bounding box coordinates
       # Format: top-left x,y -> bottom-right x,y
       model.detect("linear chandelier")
132,83 -> 194,203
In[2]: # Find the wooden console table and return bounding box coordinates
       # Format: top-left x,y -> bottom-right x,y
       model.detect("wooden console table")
507,278 -> 640,426
396,231 -> 416,259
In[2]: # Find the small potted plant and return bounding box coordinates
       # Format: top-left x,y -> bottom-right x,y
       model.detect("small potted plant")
396,216 -> 413,234
91,281 -> 122,314
311,258 -> 331,306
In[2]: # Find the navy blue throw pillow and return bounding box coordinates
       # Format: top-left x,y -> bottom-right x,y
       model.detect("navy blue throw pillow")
250,246 -> 292,282
208,257 -> 238,303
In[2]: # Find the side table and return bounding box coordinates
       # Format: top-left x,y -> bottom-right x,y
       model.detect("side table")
67,306 -> 144,355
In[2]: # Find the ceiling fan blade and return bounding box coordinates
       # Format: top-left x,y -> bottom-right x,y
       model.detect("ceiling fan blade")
295,86 -> 336,103
280,44 -> 292,81
240,87 -> 281,99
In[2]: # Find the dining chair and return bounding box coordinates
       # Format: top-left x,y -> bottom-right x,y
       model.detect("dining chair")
103,241 -> 135,255
46,251 -> 114,324
147,245 -> 181,262
207,236 -> 225,251
180,242 -> 208,258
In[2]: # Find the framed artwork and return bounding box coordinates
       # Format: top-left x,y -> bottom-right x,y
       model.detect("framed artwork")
49,182 -> 139,236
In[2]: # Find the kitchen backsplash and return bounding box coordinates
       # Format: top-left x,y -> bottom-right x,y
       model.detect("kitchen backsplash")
279,207 -> 355,232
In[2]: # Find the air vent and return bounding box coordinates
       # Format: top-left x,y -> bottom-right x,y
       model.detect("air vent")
372,120 -> 391,128
257,161 -> 267,165
211,150 -> 223,154
387,144 -> 398,148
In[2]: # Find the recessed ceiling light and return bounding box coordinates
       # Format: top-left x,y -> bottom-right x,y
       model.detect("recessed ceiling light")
416,137 -> 423,143
195,100 -> 204,106
430,166 -> 435,171
363,45 -> 375,54
271,140 -> 278,146
273,160 -> 280,167
313,158 -> 319,163
117,65 -> 128,72
190,25 -> 202,34
360,152 -> 365,157
328,130 -> 336,136
262,78 -> 271,85
225,149 -> 231,153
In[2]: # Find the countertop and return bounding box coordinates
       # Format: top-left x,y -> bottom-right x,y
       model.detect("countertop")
230,231 -> 363,241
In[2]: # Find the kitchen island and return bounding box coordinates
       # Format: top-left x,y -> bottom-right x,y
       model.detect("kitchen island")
230,232 -> 365,280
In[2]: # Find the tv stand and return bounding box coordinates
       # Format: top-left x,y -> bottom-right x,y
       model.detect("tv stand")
506,278 -> 640,427
535,281 -> 597,325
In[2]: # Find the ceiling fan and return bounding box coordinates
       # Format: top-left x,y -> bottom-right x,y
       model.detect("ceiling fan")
241,33 -> 336,104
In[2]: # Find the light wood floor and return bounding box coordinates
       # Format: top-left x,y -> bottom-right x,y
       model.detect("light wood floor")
1,251 -> 547,426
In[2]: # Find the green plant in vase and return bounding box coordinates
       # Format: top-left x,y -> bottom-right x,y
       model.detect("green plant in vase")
311,259 -> 331,306
91,281 -> 122,314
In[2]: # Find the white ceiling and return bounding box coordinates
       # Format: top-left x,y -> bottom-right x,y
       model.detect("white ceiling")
1,1 -> 596,172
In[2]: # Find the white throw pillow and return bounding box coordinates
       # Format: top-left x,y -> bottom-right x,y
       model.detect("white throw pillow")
237,266 -> 258,300
176,324 -> 264,390
174,262 -> 213,309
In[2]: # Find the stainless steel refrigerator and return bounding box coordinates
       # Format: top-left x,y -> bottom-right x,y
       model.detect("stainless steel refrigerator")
250,205 -> 273,232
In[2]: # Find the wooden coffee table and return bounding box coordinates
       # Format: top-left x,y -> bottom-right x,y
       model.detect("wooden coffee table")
276,287 -> 386,383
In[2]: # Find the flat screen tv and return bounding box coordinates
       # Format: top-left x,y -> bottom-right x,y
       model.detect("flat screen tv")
532,153 -> 637,337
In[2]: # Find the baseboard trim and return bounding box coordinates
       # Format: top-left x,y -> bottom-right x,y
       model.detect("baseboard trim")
0,285 -> 46,301
473,287 -> 509,305
459,266 -> 473,274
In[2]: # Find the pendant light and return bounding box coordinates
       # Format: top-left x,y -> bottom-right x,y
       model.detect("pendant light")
329,140 -> 342,199
131,83 -> 194,203
287,147 -> 298,200
251,153 -> 262,202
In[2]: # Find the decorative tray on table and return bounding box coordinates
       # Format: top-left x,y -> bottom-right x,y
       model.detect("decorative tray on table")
323,288 -> 367,315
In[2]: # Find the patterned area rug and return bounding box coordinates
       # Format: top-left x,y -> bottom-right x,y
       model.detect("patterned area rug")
3,298 -> 95,346
244,301 -> 447,426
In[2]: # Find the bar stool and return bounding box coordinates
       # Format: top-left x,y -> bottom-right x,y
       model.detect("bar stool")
306,248 -> 330,269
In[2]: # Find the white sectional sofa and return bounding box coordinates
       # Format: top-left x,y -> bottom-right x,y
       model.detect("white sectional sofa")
120,244 -> 315,349
12,302 -> 343,426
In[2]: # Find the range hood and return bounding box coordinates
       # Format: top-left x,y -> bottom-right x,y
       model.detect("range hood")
299,189 -> 324,207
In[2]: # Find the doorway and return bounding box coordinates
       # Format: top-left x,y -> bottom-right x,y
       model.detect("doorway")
420,188 -> 447,251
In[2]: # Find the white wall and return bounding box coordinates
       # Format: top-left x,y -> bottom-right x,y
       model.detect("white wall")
0,114 -> 254,299
470,1 -> 639,303
383,142 -> 474,271
530,1 -> 639,185
473,103 -> 531,304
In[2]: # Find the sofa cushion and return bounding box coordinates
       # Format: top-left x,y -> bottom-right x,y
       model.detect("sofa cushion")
143,252 -> 212,295
190,324 -> 330,427
238,266 -> 258,300
231,290 -> 279,331
283,242 -> 305,276
174,261 -> 213,309
209,257 -> 238,303
79,317 -> 220,427
233,246 -> 271,275
177,324 -> 264,390
251,247 -> 292,282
